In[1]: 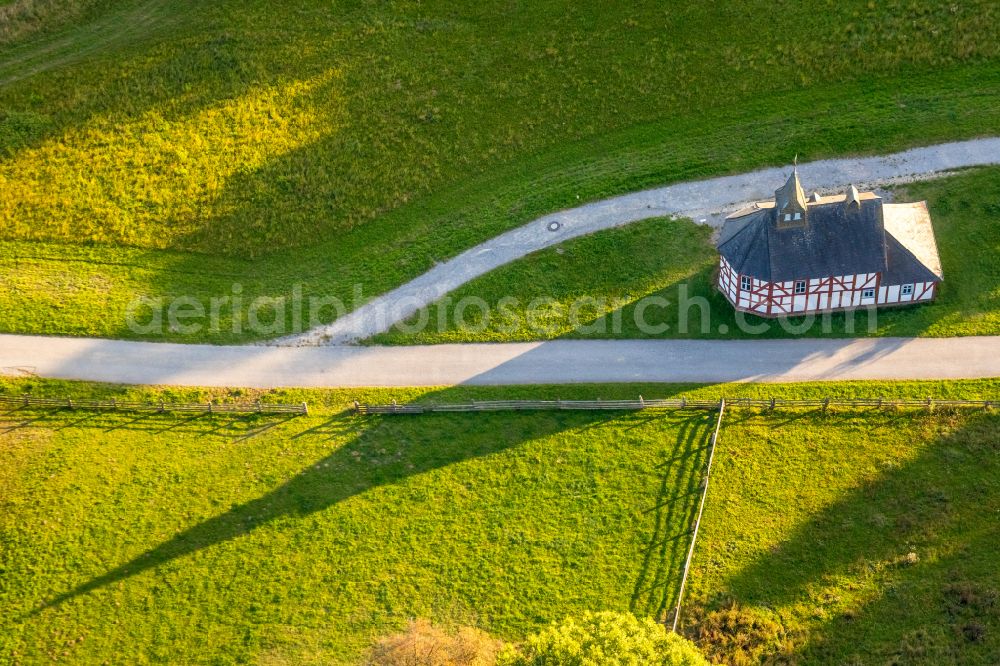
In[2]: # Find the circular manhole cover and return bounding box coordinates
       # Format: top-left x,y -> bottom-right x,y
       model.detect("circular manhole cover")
547,221 -> 562,232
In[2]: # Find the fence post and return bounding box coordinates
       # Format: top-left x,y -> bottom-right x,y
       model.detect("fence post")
301,402 -> 309,415
823,398 -> 830,413
926,397 -> 934,413
769,397 -> 776,411
639,395 -> 645,409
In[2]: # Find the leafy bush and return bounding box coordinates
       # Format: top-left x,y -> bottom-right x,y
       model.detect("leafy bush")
499,611 -> 708,666
366,619 -> 503,666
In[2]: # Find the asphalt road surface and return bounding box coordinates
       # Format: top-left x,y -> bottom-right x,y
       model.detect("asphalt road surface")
3,334 -> 999,387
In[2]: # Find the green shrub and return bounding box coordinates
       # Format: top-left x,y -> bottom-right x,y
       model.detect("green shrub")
499,611 -> 708,666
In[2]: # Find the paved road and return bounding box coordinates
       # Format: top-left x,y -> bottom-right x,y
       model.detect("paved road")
3,334 -> 999,387
279,137 -> 1000,345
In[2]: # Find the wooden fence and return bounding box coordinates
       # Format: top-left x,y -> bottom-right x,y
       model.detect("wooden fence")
671,398 -> 725,633
354,396 -> 996,415
0,394 -> 308,415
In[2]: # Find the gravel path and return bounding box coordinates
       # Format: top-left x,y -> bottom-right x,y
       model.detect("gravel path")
4,334 -> 1000,387
279,137 -> 1000,345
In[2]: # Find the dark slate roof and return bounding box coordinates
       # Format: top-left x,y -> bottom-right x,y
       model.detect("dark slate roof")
883,233 -> 941,284
716,209 -> 760,246
718,199 -> 888,281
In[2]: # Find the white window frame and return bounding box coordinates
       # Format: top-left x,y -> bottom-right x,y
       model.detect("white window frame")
794,280 -> 806,294
901,284 -> 914,296
783,213 -> 791,222
862,288 -> 875,300
740,276 -> 752,291
793,212 -> 802,220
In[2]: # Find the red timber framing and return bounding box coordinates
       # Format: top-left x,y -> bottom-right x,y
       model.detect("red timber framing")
914,281 -> 935,301
717,257 -> 935,318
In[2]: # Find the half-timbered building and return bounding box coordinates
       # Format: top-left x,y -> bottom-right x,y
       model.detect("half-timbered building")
716,169 -> 942,317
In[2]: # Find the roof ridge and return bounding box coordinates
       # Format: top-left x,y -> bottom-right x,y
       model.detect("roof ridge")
877,199 -> 889,273
717,210 -> 765,250
723,212 -> 768,276
765,211 -> 775,282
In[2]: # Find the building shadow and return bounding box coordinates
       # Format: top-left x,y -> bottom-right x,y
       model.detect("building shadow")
704,411 -> 1000,662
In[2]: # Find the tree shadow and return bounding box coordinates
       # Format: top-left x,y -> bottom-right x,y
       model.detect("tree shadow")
31,385 -> 702,615
709,411 -> 1000,663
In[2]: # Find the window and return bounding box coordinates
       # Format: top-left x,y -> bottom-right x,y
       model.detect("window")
741,276 -> 752,291
779,211 -> 805,228
862,288 -> 875,300
794,280 -> 806,294
901,284 -> 914,296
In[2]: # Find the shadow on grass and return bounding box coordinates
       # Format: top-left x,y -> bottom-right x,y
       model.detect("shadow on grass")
32,387 -> 706,614
0,408 -> 301,440
631,413 -> 713,621
709,411 -> 1000,663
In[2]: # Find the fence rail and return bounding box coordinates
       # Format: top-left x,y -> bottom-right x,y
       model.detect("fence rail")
0,394 -> 308,415
355,396 -> 995,415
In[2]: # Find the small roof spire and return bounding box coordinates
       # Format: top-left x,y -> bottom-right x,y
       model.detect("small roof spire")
775,162 -> 807,212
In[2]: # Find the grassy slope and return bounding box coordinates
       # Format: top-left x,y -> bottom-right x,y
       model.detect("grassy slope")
0,0 -> 117,46
2,378 -> 999,664
0,1 -> 999,342
689,410 -> 1000,665
374,168 -> 1000,343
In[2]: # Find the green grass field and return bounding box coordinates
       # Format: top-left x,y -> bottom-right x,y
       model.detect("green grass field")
689,408 -> 1000,665
373,168 -> 1000,343
0,1 -> 999,342
2,377 -> 999,664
